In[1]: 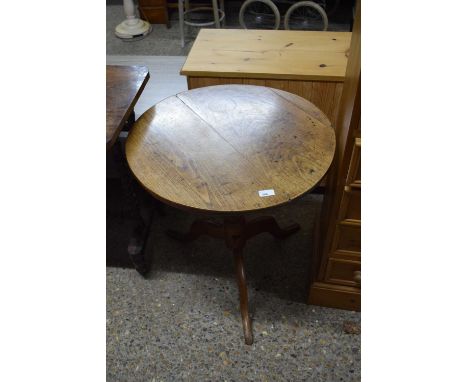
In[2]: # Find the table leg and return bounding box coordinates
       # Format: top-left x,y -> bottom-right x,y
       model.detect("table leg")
246,216 -> 300,239
167,219 -> 224,242
127,206 -> 154,276
166,215 -> 299,344
233,247 -> 253,345
224,217 -> 253,345
111,137 -> 154,276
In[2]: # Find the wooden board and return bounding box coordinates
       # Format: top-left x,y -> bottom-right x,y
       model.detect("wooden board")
181,29 -> 352,82
188,77 -> 343,127
106,65 -> 150,150
308,282 -> 360,311
126,85 -> 336,213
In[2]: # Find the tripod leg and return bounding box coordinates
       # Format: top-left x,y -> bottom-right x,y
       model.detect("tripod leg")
233,248 -> 253,345
166,219 -> 224,242
246,216 -> 300,239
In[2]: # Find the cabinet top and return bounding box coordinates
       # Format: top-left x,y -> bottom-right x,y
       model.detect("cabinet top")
181,29 -> 351,82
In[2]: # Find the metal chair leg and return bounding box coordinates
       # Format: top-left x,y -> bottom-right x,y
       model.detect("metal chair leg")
178,0 -> 185,47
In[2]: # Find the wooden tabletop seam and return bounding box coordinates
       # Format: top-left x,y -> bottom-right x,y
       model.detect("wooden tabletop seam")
269,88 -> 333,129
175,93 -> 281,184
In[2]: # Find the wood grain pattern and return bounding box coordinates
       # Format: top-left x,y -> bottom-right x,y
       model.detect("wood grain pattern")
106,65 -> 150,150
308,0 -> 361,311
325,258 -> 361,287
309,282 -> 360,311
138,0 -> 169,26
346,137 -> 361,187
188,77 -> 343,127
181,29 -> 351,81
126,85 -> 335,213
333,223 -> 361,254
339,187 -> 361,222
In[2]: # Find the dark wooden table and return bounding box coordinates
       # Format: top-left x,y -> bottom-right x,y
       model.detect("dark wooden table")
106,65 -> 150,150
126,84 -> 336,344
107,65 -> 152,275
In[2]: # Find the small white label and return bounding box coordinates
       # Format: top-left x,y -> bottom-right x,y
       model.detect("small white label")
258,189 -> 275,197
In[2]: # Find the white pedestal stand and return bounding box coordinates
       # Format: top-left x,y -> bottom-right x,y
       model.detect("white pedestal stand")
115,0 -> 152,40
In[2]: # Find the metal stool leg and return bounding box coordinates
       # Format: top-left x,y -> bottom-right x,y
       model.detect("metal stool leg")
219,0 -> 225,27
178,0 -> 185,47
185,0 -> 191,37
212,0 -> 221,28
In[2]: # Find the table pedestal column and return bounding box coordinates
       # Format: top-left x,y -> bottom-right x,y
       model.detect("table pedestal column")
167,215 -> 300,345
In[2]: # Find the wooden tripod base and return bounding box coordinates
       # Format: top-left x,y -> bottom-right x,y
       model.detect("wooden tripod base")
167,215 -> 300,345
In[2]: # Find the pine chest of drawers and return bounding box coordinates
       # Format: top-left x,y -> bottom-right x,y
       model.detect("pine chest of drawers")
308,6 -> 361,311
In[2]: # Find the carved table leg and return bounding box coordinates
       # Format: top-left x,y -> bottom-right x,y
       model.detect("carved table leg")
166,214 -> 299,345
246,216 -> 300,240
224,217 -> 253,345
233,247 -> 253,345
127,203 -> 154,276
167,219 -> 224,242
113,138 -> 154,276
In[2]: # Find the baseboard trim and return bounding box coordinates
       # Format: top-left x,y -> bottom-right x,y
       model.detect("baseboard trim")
308,282 -> 360,311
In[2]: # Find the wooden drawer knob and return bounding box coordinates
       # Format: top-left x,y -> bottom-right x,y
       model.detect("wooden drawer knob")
353,271 -> 361,286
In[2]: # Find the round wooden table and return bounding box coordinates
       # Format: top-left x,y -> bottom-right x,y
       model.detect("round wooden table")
126,85 -> 335,345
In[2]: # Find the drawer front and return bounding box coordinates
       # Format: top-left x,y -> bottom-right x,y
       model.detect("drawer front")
340,188 -> 361,222
334,223 -> 361,254
347,138 -> 361,187
325,258 -> 361,287
139,0 -> 166,7
139,6 -> 168,24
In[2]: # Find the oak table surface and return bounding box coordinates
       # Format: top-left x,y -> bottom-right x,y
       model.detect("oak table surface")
106,65 -> 150,150
126,85 -> 336,214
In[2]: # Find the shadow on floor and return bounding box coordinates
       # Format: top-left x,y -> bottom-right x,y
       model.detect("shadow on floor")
132,193 -> 322,305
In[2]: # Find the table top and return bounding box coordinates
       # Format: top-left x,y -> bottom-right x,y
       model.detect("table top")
106,65 -> 150,150
126,85 -> 336,214
181,29 -> 351,82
